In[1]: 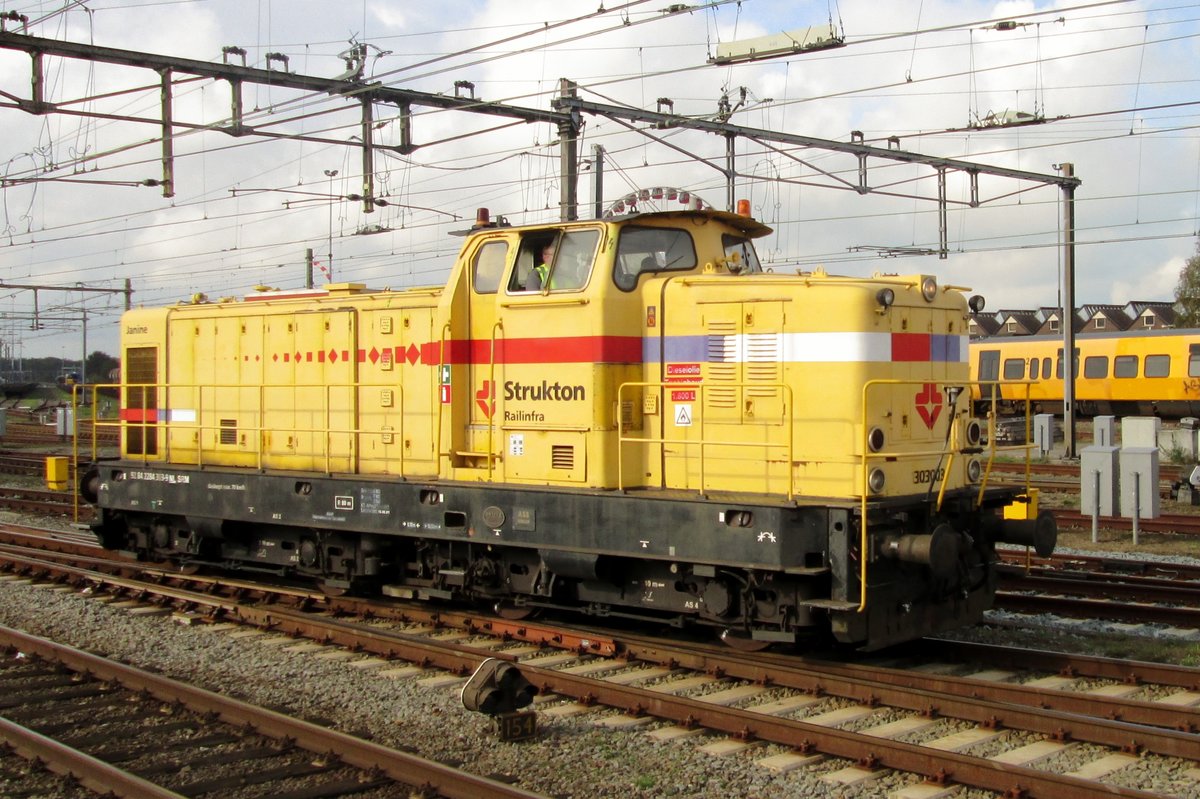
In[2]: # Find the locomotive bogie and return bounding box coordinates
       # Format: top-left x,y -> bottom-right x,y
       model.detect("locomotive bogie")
92,207 -> 1052,649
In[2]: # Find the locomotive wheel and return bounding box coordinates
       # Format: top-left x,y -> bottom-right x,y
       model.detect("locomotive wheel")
494,600 -> 537,620
719,628 -> 771,652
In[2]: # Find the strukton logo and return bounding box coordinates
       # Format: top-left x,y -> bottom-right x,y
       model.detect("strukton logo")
915,382 -> 942,429
503,380 -> 586,401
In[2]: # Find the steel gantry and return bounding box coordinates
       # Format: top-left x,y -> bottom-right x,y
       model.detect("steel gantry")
0,31 -> 573,213
0,31 -> 1084,452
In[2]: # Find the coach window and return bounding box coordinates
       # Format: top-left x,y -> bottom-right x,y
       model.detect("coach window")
1145,354 -> 1170,378
472,241 -> 508,294
977,350 -> 999,382
1027,358 -> 1038,379
1041,357 -> 1052,380
1190,344 -> 1200,377
1002,358 -> 1025,380
614,226 -> 698,291
1114,355 -> 1139,378
1083,356 -> 1109,379
1055,348 -> 1080,379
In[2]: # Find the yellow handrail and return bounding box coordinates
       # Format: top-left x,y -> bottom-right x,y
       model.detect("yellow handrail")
487,320 -> 503,479
616,380 -> 794,500
435,322 -> 452,469
77,380 -> 410,477
858,378 -> 1036,614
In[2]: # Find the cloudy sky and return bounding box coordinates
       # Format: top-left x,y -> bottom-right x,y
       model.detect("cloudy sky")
0,0 -> 1196,361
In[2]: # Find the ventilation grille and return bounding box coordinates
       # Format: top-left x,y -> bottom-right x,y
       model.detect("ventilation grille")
620,400 -> 642,432
746,332 -> 781,397
551,445 -> 574,470
219,419 -> 238,445
124,346 -> 158,456
706,319 -> 738,408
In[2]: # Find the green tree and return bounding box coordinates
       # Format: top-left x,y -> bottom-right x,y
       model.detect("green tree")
84,350 -> 119,383
1174,238 -> 1200,327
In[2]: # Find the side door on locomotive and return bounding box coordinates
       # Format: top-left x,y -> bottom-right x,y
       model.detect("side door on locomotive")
443,219 -> 627,486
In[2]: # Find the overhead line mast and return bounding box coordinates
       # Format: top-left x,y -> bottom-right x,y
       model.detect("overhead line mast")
0,31 -> 573,213
0,31 -> 1082,453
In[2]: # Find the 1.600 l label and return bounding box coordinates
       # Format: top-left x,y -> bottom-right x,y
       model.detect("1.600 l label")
912,468 -> 945,485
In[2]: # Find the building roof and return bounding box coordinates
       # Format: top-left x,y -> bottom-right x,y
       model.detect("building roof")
970,299 -> 1177,339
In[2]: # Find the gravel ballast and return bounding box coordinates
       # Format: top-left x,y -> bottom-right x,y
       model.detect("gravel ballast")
1,574 -> 1197,798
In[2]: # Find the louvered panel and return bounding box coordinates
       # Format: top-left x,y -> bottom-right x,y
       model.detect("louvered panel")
551,445 -> 574,470
620,400 -> 641,431
707,387 -> 738,407
746,333 -> 780,397
706,318 -> 739,409
746,332 -> 780,361
706,333 -> 738,363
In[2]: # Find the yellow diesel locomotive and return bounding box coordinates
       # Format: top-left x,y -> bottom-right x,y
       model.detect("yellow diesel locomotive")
83,206 -> 1053,650
970,329 -> 1200,417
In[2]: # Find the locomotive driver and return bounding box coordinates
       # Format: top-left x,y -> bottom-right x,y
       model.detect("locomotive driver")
531,242 -> 554,289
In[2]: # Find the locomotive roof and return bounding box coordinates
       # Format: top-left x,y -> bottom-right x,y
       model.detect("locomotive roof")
468,207 -> 773,240
610,208 -> 774,239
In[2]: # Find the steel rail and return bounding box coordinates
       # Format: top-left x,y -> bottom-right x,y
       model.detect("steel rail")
998,564 -> 1200,605
998,550 -> 1200,581
4,544 -> 1197,743
0,716 -> 187,799
996,588 -> 1200,628
0,546 -> 617,656
925,639 -> 1200,689
606,640 -> 1199,759
522,667 -> 1166,799
3,544 -> 1197,795
0,624 -> 548,799
756,654 -> 1200,732
1055,510 -> 1200,535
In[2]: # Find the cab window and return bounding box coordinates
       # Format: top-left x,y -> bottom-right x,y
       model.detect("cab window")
614,226 -> 697,291
508,235 -> 552,293
507,229 -> 599,293
722,234 -> 762,273
548,229 -> 599,290
472,241 -> 508,294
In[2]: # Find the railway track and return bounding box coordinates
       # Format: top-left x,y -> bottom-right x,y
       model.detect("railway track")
995,550 -> 1200,628
0,485 -> 89,520
0,430 -> 117,449
0,625 -> 546,799
990,459 -> 1189,502
991,460 -> 1187,484
2,533 -> 1198,798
